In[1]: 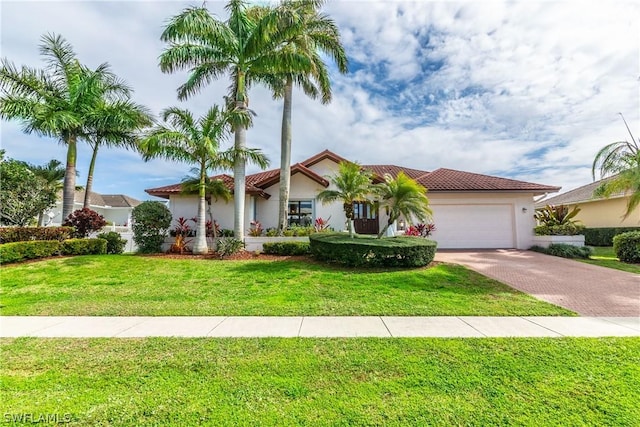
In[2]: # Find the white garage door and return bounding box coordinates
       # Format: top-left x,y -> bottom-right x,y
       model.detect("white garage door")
430,204 -> 515,249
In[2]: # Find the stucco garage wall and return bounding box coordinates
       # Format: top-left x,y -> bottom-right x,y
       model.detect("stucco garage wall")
574,197 -> 638,228
428,193 -> 536,249
169,195 -> 236,231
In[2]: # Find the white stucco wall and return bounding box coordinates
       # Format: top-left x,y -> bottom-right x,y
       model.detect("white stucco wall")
169,194 -> 236,232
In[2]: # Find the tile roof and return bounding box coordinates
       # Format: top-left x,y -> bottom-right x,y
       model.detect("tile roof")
145,150 -> 560,198
417,168 -> 560,193
536,176 -> 621,206
70,190 -> 141,207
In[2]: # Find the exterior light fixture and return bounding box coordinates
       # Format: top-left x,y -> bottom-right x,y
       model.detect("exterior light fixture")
398,219 -> 406,230
522,207 -> 528,213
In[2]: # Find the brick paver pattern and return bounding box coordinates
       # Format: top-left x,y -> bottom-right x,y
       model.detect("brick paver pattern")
435,250 -> 640,317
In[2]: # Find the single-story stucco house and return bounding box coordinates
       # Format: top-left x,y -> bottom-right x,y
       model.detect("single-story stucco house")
537,177 -> 638,228
146,150 -> 560,249
49,190 -> 141,226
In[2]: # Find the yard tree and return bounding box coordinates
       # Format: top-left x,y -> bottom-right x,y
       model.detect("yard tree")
83,98 -> 152,209
262,0 -> 348,234
180,173 -> 232,239
317,161 -> 373,238
29,159 -> 65,225
373,172 -> 432,239
159,0 -> 312,240
0,156 -> 57,226
140,106 -> 266,254
0,33 -> 133,221
592,113 -> 640,219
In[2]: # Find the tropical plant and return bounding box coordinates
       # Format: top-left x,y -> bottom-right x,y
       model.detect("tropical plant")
265,0 -> 348,234
216,237 -> 244,259
592,113 -> 640,219
373,172 -> 432,239
28,159 -> 65,225
131,201 -> 172,254
139,106 -> 238,254
0,33 -> 133,220
314,216 -> 331,232
317,161 -> 373,238
159,0 -> 304,240
83,98 -> 152,208
180,173 -> 232,239
0,156 -> 57,226
62,208 -> 107,238
405,223 -> 436,237
534,205 -> 581,226
248,220 -> 263,237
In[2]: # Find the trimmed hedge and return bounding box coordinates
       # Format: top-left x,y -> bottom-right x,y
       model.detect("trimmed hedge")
530,244 -> 592,259
61,238 -> 107,256
309,233 -> 437,268
0,226 -> 73,244
534,223 -> 585,236
0,240 -> 61,264
584,227 -> 640,246
613,231 -> 640,263
96,231 -> 127,254
262,241 -> 310,256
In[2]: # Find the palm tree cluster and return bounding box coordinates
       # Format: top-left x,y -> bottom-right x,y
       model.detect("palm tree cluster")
0,0 -> 347,253
0,34 -> 151,221
317,161 -> 432,239
592,114 -> 640,219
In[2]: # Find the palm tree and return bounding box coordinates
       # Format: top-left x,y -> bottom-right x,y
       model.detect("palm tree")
139,106 -> 235,254
180,172 -> 232,239
83,99 -> 152,208
317,161 -> 373,238
159,0 -> 312,240
264,0 -> 348,234
373,172 -> 432,239
29,159 -> 65,225
0,33 -> 131,221
592,114 -> 640,219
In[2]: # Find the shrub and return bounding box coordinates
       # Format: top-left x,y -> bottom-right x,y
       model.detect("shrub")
248,220 -> 263,237
168,235 -> 191,254
584,227 -> 640,246
61,238 -> 107,256
219,229 -> 235,238
131,202 -> 172,253
283,225 -> 314,237
215,238 -> 244,259
0,240 -> 61,264
529,244 -> 592,259
534,223 -> 585,236
63,208 -> 107,238
0,226 -> 73,243
309,233 -> 437,268
96,231 -> 127,254
613,231 -> 640,263
534,204 -> 581,226
262,241 -> 310,256
314,216 -> 331,233
405,223 -> 436,237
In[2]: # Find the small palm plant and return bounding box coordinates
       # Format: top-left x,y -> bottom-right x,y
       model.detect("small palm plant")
373,172 -> 432,239
317,162 -> 373,238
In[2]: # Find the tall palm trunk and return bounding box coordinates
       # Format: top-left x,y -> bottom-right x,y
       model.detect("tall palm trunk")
62,135 -> 77,221
83,142 -> 99,209
193,161 -> 209,254
277,77 -> 294,235
233,73 -> 247,241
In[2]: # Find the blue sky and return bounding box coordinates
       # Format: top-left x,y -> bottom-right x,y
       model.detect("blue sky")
1,0 -> 638,202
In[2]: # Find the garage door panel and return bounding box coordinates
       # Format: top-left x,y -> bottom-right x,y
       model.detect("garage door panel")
430,204 -> 514,249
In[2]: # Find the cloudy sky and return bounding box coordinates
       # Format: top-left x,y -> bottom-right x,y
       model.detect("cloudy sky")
1,0 -> 638,202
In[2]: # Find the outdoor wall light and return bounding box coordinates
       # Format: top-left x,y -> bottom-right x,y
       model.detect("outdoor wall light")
398,219 -> 406,230
522,207 -> 528,213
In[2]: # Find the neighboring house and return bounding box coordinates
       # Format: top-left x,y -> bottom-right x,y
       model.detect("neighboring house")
537,177 -> 638,228
49,190 -> 141,226
146,150 -> 559,249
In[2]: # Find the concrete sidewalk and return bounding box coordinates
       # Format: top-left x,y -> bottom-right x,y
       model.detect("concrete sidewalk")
1,316 -> 639,338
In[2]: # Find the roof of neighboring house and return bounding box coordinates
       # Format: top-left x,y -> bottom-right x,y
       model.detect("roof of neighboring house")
536,176 -> 621,206
65,190 -> 141,208
145,149 -> 560,198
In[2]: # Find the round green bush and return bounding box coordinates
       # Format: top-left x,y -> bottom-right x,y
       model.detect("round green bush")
96,231 -> 127,254
131,202 -> 172,253
613,231 -> 640,263
309,233 -> 437,268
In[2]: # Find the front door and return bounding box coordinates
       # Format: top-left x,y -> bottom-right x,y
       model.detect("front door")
353,201 -> 379,234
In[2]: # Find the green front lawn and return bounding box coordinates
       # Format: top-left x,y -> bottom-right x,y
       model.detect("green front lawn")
582,246 -> 640,274
0,255 -> 572,316
2,337 -> 638,426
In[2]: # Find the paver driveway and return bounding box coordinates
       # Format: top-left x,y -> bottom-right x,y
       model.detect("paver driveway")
435,250 -> 640,316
